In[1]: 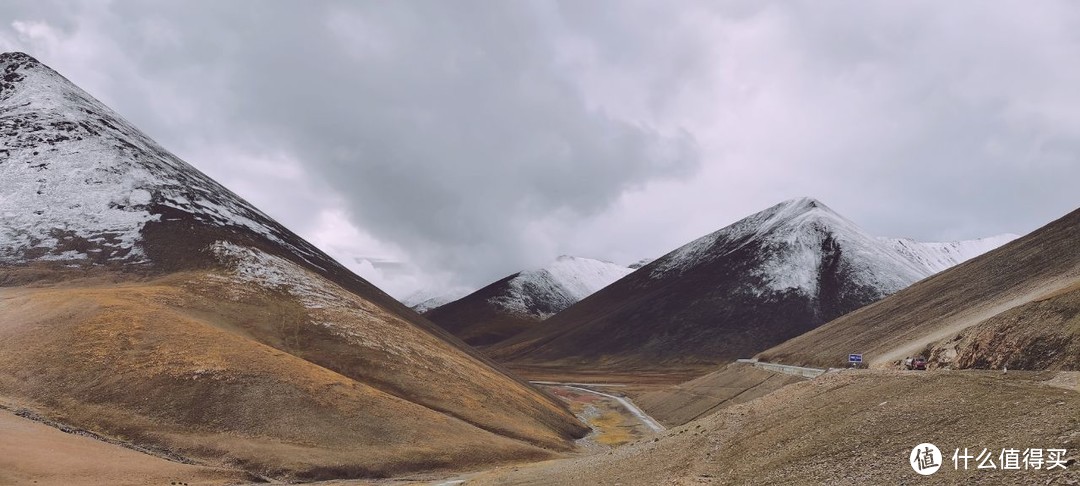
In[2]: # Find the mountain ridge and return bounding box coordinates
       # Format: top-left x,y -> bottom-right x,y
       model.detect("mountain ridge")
489,197 -> 1015,368
758,205 -> 1080,370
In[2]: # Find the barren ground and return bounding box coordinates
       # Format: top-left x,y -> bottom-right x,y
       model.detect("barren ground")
0,406 -> 248,486
636,362 -> 807,427
463,370 -> 1080,485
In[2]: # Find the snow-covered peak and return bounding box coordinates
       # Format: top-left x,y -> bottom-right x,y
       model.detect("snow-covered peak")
651,197 -> 871,278
881,233 -> 1020,274
404,287 -> 471,313
649,197 -> 1015,299
0,52 -> 330,269
543,255 -> 635,301
487,256 -> 634,319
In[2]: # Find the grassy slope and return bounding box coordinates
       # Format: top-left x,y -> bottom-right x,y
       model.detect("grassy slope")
0,270 -> 585,480
0,407 -> 251,486
636,363 -> 806,427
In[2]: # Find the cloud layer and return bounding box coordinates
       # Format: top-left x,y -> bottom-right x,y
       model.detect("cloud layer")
1,1 -> 1077,297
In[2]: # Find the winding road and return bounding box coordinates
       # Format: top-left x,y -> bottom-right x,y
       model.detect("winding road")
532,382 -> 665,433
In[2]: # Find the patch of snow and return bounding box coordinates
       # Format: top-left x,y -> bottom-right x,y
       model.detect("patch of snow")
208,241 -> 348,310
207,240 -> 425,358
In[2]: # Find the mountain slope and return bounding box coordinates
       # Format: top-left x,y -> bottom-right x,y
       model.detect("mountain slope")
470,370 -> 1080,485
489,198 -> 1012,368
759,206 -> 1080,370
0,52 -> 586,480
424,256 -> 634,346
0,405 -> 253,486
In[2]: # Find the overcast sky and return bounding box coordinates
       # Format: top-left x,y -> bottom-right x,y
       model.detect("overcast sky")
2,1 -> 1078,298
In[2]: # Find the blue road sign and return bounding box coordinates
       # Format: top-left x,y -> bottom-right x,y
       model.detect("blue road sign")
848,353 -> 863,363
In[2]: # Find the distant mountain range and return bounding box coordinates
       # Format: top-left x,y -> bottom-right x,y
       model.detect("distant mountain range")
489,197 -> 1016,368
423,256 -> 634,345
403,287 -> 471,313
760,205 -> 1079,370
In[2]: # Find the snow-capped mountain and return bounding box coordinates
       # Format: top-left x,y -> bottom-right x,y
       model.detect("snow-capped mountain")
760,208 -> 1077,371
0,52 -> 587,477
490,197 -> 1015,367
490,255 -> 636,319
881,234 -> 1019,274
647,197 -> 942,298
0,52 -> 337,273
424,256 -> 635,346
403,287 -> 471,313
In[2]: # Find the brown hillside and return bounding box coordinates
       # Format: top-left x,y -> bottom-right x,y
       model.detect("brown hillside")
635,363 -> 806,427
0,406 -> 250,486
928,283 -> 1080,370
0,51 -> 588,482
423,272 -> 543,346
0,268 -> 585,481
470,370 -> 1080,485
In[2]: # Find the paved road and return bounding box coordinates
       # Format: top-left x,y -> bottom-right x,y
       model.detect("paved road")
735,358 -> 829,378
563,386 -> 666,432
532,382 -> 665,433
529,380 -> 626,387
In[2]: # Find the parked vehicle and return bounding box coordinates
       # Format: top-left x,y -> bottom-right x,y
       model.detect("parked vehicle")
911,356 -> 927,370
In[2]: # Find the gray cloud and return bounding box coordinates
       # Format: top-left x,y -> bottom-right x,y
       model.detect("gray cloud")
1,0 -> 700,286
1,1 -> 1077,295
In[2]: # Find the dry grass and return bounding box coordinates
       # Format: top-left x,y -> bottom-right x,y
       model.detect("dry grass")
0,407 -> 250,486
468,370 -> 1080,485
636,363 -> 807,427
0,269 -> 586,481
542,386 -> 654,448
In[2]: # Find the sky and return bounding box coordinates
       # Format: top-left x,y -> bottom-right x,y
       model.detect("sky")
1,1 -> 1078,299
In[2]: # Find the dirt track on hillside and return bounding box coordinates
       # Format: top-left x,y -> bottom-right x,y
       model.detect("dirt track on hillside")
465,370 -> 1080,485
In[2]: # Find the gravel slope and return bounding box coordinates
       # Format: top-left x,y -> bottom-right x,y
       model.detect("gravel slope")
469,370 -> 1080,485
